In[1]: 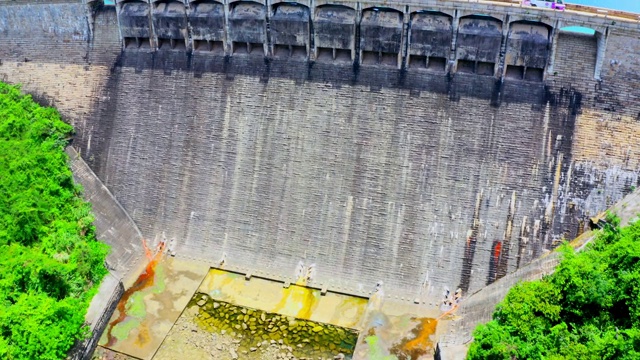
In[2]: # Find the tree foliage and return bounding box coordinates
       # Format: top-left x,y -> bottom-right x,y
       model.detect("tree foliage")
468,215 -> 640,359
0,82 -> 109,359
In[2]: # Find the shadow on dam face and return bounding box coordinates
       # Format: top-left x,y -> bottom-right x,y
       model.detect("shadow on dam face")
115,50 -> 549,105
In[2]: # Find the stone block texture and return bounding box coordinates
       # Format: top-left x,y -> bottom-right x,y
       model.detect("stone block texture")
75,54 -> 582,302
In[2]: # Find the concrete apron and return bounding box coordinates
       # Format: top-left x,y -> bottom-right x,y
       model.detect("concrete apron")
99,256 -> 210,359
98,257 -> 455,359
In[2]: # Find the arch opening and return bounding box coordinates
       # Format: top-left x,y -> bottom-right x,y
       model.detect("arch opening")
189,0 -> 225,53
119,1 -> 152,49
360,7 -> 403,67
460,14 -> 502,24
229,1 -> 267,56
230,1 -> 265,14
271,2 -> 310,59
315,5 -> 356,63
456,15 -> 502,75
408,11 -> 452,71
504,20 -> 551,81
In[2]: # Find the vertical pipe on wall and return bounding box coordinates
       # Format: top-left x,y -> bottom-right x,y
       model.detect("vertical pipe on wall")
404,8 -> 412,70
311,0 -> 317,61
399,5 -> 409,70
148,0 -> 158,50
224,0 -> 231,55
263,0 -> 270,57
545,19 -> 560,76
115,1 -> 125,49
449,9 -> 459,73
497,15 -> 509,78
308,0 -> 314,59
594,27 -> 609,80
354,2 -> 361,63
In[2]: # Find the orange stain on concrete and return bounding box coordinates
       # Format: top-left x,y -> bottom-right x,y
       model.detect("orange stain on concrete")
105,240 -> 165,347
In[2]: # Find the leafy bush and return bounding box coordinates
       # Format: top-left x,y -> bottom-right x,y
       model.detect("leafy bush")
0,83 -> 109,359
467,214 -> 640,359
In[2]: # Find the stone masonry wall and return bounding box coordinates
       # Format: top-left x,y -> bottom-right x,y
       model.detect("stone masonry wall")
548,31 -> 640,223
75,53 -> 575,301
0,4 -> 120,126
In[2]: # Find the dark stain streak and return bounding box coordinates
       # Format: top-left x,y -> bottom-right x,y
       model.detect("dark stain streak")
458,192 -> 482,294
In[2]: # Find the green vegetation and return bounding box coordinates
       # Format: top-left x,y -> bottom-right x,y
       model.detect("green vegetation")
467,214 -> 640,359
0,83 -> 109,359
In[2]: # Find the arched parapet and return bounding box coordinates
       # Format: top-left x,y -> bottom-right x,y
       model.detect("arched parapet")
116,0 -> 148,4
359,2 -> 404,14
407,11 -> 452,72
152,0 -> 189,50
228,0 -> 268,56
455,14 -> 503,76
503,21 -> 551,81
508,15 -> 554,29
188,0 -> 225,53
270,2 -> 310,59
408,6 -> 454,18
359,7 -> 403,68
313,4 -> 356,63
269,0 -> 310,8
457,11 -> 504,24
118,0 -> 153,50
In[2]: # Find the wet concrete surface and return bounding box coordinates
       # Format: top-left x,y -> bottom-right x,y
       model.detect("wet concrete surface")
197,269 -> 368,329
352,289 -> 449,360
99,254 -> 209,360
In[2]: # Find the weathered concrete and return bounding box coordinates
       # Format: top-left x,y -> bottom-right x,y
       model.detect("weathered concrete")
228,1 -> 267,55
455,15 -> 502,75
438,188 -> 640,358
407,11 -> 452,70
314,5 -> 356,61
152,1 -> 189,50
270,3 -> 310,58
119,1 -> 153,48
78,58 -> 566,301
188,0 -> 225,53
504,21 -> 550,80
359,8 -> 403,67
103,0 -> 640,78
1,0 -> 639,304
1,1 -> 640,358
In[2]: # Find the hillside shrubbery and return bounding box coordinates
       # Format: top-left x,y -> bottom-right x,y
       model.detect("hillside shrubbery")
467,214 -> 640,359
0,82 -> 109,359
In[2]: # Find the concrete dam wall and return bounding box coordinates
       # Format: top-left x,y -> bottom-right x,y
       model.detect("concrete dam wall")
1,0 -> 640,308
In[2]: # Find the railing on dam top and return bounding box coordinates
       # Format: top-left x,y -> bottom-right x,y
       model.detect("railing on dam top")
108,0 -> 639,81
488,0 -> 640,22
